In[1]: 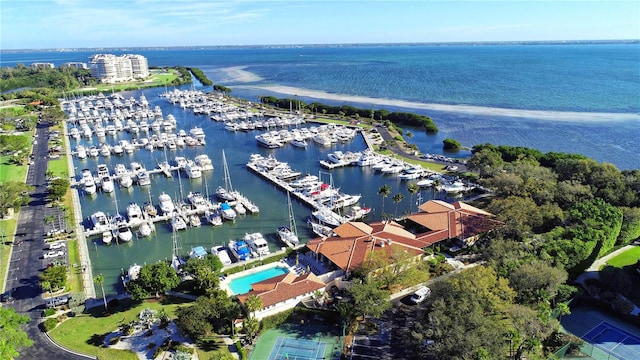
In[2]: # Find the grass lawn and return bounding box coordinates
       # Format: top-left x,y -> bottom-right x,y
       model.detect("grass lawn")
0,219 -> 16,292
0,155 -> 28,183
66,240 -> 82,293
81,70 -> 179,93
607,246 -> 640,268
49,297 -> 192,360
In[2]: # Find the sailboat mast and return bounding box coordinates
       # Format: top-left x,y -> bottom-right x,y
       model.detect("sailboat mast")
222,149 -> 233,192
288,191 -> 298,236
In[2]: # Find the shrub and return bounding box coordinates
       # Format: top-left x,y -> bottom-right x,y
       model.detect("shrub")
56,313 -> 68,322
44,308 -> 56,317
174,344 -> 194,354
236,340 -> 247,360
260,308 -> 294,331
43,318 -> 59,332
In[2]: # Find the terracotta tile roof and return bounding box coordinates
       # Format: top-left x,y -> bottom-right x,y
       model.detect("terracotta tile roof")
407,212 -> 449,231
237,272 -> 325,309
453,201 -> 494,216
418,200 -> 455,213
333,221 -> 372,237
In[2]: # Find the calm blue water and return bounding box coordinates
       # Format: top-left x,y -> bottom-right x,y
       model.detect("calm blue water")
228,266 -> 289,295
3,44 -> 640,294
2,44 -> 639,169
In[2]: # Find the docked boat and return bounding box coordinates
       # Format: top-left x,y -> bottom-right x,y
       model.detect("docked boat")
102,231 -> 113,245
90,211 -> 109,231
219,202 -> 237,221
189,214 -> 202,227
184,161 -> 202,179
255,133 -> 284,148
234,202 -> 247,215
139,222 -> 153,237
100,176 -> 115,193
229,239 -> 252,261
211,246 -> 232,266
194,154 -> 214,171
126,202 -> 144,226
205,209 -> 223,226
215,186 -> 236,201
311,207 -> 344,227
122,263 -> 141,286
189,246 -> 208,259
110,214 -> 132,242
189,126 -> 206,142
84,177 -> 97,195
244,232 -> 270,256
136,171 -> 151,186
158,192 -> 175,214
187,192 -> 210,212
278,191 -> 299,247
308,219 -> 335,238
291,137 -> 308,148
119,173 -> 133,188
171,214 -> 187,231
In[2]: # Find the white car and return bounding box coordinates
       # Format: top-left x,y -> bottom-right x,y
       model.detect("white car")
48,242 -> 66,250
43,250 -> 65,259
410,286 -> 431,304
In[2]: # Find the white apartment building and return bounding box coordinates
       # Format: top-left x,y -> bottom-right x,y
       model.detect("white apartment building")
30,62 -> 55,69
61,62 -> 88,69
89,54 -> 149,83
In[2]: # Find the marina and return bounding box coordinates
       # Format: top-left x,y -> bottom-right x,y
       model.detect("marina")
64,86 -> 477,296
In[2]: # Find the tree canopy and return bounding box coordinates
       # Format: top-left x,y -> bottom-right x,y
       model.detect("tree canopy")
0,307 -> 33,359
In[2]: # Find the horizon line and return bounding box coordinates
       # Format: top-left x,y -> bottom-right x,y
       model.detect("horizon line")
2,39 -> 639,52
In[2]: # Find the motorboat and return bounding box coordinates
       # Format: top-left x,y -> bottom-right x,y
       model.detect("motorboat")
219,202 -> 237,221
244,232 -> 270,256
84,177 -> 97,195
126,202 -> 143,226
90,211 -> 109,231
291,137 -> 308,148
194,154 -> 214,171
102,231 -> 113,245
174,156 -> 188,169
189,214 -> 202,227
229,239 -> 252,261
116,224 -> 133,242
234,202 -> 247,215
75,145 -> 87,159
189,127 -> 206,142
171,214 -> 187,231
184,161 -> 202,179
205,209 -> 223,226
255,133 -> 284,148
187,192 -> 210,212
122,263 -> 141,286
100,176 -> 115,193
158,192 -> 175,214
97,163 -> 110,178
278,226 -> 299,247
211,246 -> 232,265
189,246 -> 208,259
139,222 -> 153,237
119,173 -> 133,188
136,171 -> 151,186
311,208 -> 344,227
215,186 -> 235,202
307,219 -> 334,238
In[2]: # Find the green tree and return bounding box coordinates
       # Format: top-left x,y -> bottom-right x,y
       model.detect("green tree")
348,280 -> 391,319
392,193 -> 404,218
244,317 -> 259,340
244,294 -> 262,319
0,307 -> 33,359
377,184 -> 391,216
40,265 -> 67,291
508,261 -> 568,306
443,138 -> 461,150
406,182 -> 419,213
47,178 -> 70,202
133,261 -> 180,298
94,274 -> 108,311
0,182 -> 33,217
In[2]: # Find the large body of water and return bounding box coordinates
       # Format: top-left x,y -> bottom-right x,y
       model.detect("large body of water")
2,44 -> 639,294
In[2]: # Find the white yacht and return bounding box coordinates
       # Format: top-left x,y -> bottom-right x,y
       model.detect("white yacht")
158,192 -> 175,214
189,126 -> 206,142
244,232 -> 270,256
215,186 -> 235,202
189,214 -> 201,227
84,177 -> 97,195
119,173 -> 133,188
126,203 -> 143,226
184,161 -> 202,179
219,202 -> 237,221
171,214 -> 187,231
136,171 -> 151,186
205,209 -> 223,226
102,231 -> 113,245
112,214 -> 132,242
291,137 -> 308,148
174,156 -> 188,169
187,192 -> 210,212
139,222 -> 153,237
90,211 -> 109,230
211,246 -> 232,266
194,154 -> 214,171
100,176 -> 115,193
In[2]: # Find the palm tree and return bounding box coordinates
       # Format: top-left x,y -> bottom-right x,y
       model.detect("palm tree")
433,177 -> 442,199
392,193 -> 404,218
41,280 -> 52,299
245,294 -> 262,319
407,182 -> 419,213
377,184 -> 391,217
94,274 -> 108,311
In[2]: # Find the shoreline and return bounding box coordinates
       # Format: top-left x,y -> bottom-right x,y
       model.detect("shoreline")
233,84 -> 640,122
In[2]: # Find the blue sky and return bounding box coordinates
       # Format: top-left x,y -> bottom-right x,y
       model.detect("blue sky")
1,1 -> 638,49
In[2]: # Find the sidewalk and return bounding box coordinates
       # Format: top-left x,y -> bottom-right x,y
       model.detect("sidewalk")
575,245 -> 635,288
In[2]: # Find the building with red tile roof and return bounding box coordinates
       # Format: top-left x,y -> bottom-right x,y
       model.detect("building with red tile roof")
236,271 -> 326,320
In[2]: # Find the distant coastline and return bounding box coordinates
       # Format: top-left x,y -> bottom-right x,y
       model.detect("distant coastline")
1,39 -> 638,53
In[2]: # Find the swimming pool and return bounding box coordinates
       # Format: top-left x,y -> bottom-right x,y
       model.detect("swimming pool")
228,266 -> 290,295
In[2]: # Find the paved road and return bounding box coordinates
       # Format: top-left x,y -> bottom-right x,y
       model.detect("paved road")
4,122 -> 92,360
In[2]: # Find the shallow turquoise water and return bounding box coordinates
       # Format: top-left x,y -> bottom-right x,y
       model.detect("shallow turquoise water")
228,266 -> 289,295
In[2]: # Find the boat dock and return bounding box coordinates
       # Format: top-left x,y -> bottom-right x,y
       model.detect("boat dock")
245,156 -> 347,225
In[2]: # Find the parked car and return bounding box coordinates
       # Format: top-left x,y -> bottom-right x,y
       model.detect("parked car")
48,241 -> 66,250
410,286 -> 431,304
43,250 -> 65,259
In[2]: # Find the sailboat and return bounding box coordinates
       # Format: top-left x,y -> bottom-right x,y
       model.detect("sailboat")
278,191 -> 300,247
215,149 -> 236,202
170,229 -> 184,272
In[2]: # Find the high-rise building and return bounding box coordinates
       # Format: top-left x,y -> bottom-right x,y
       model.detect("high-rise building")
61,62 -> 88,69
89,54 -> 149,83
30,62 -> 55,69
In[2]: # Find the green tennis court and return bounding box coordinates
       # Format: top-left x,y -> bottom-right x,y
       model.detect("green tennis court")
249,320 -> 343,360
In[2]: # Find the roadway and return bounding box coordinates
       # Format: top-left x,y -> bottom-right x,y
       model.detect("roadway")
4,121 -> 92,359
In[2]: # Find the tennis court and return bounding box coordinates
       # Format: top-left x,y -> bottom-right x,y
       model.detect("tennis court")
249,317 -> 343,360
581,322 -> 640,360
267,337 -> 326,360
